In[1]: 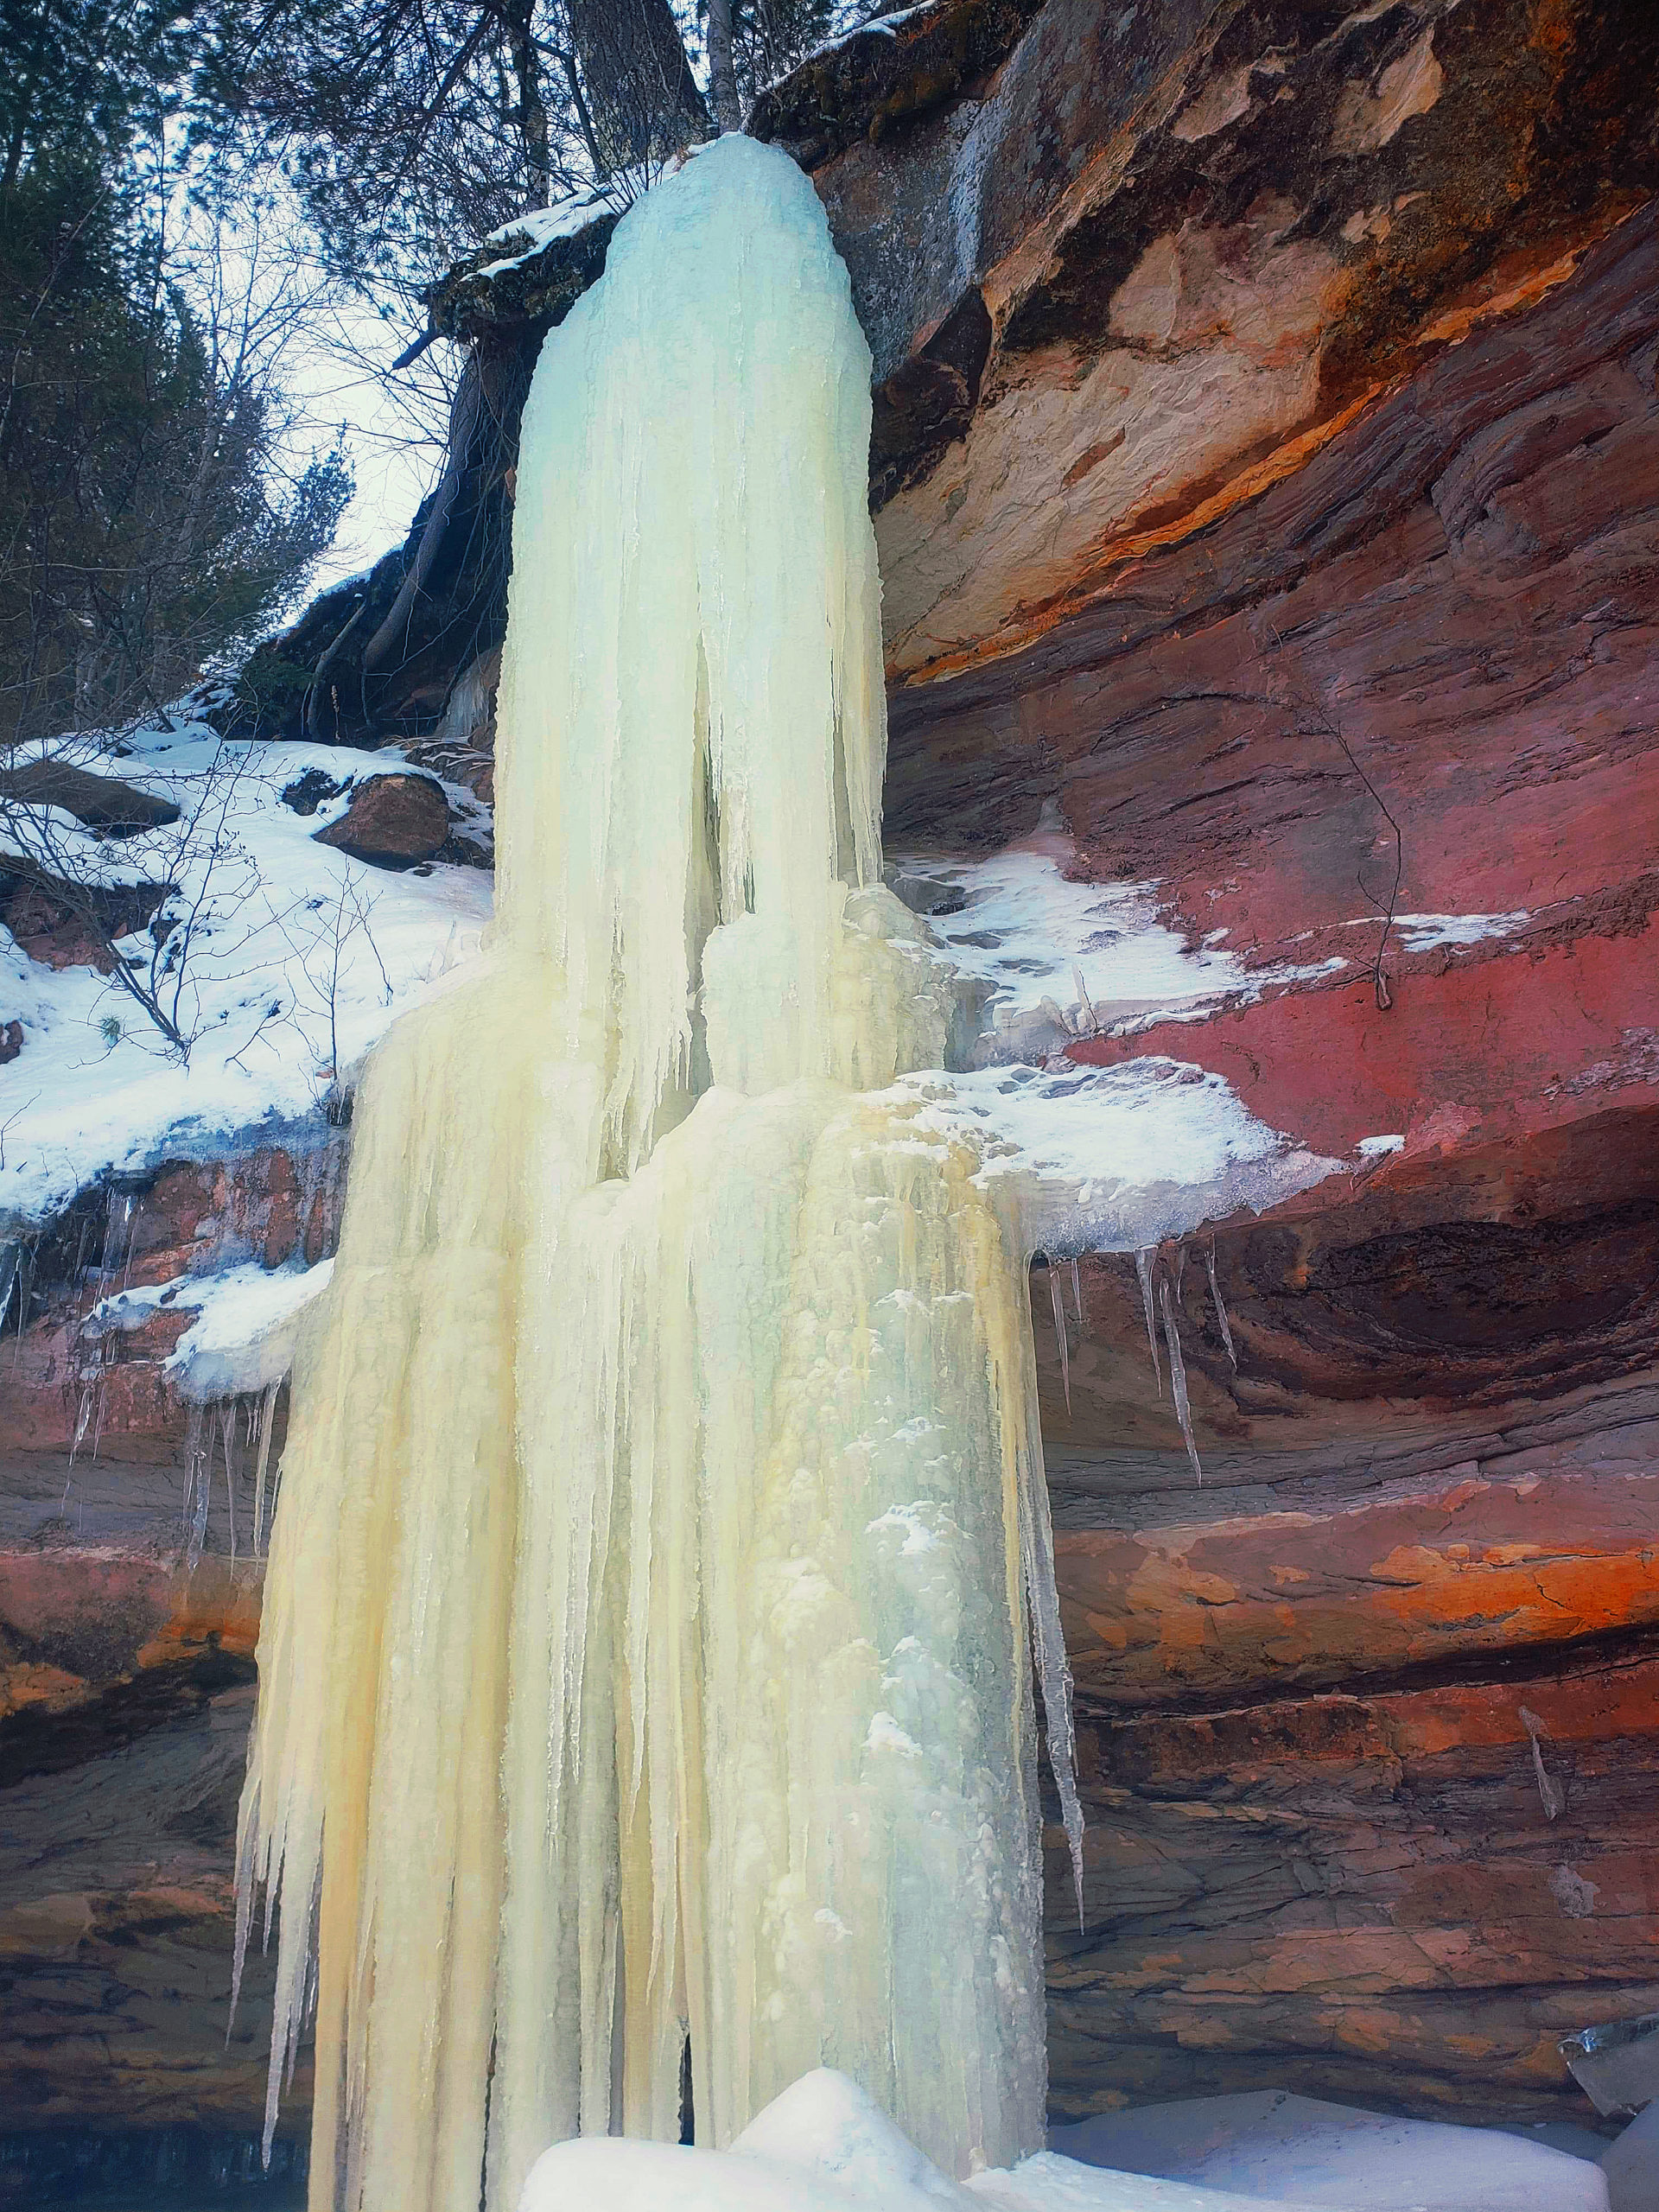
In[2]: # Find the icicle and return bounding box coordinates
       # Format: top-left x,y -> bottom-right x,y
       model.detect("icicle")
181,1404 -> 202,1542
1047,1261 -> 1071,1414
221,1402 -> 238,1567
251,1380 -> 279,1555
1159,1274 -> 1205,1487
1521,1707 -> 1564,1821
1134,1247 -> 1162,1396
1070,1256 -> 1084,1327
1205,1240 -> 1236,1369
1071,963 -> 1096,1039
185,1405 -> 212,1571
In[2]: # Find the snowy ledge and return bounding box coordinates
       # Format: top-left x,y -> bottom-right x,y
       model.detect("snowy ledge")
85,1258 -> 334,1402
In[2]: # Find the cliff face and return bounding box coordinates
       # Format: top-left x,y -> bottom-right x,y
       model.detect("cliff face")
826,0 -> 1658,2132
3,0 -> 1656,2158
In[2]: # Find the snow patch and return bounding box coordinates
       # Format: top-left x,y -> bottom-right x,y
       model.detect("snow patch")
900,1058 -> 1342,1256
1050,2090 -> 1609,2211
889,831 -> 1343,1047
520,2069 -> 1353,2212
0,723 -> 491,1233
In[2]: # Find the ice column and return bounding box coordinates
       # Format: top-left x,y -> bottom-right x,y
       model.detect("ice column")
238,137 -> 1077,2212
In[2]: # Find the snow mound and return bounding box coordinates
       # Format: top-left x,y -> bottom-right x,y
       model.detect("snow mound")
1050,2091 -> 1611,2211
518,2072 -> 1344,2212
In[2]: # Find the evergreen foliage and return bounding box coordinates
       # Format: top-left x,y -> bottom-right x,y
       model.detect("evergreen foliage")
0,1 -> 351,746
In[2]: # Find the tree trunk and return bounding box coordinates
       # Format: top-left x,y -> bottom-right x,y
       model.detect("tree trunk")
499,0 -> 551,201
707,0 -> 741,135
566,0 -> 709,166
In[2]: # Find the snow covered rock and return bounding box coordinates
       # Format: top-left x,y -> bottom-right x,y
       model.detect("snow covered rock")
313,771 -> 450,866
1050,2091 -> 1610,2210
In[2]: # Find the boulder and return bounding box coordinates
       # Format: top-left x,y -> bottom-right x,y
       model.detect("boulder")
312,772 -> 450,867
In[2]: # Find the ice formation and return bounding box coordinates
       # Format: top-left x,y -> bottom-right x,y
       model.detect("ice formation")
238,137 -> 1080,2212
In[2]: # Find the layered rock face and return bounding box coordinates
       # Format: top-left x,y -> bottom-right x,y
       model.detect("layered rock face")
3,0 -> 1656,2160
810,0 -> 1657,2135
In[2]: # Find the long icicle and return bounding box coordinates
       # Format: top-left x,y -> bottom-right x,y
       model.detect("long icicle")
1159,1274 -> 1205,1486
1048,1261 -> 1071,1414
1205,1239 -> 1236,1370
1135,1247 -> 1162,1396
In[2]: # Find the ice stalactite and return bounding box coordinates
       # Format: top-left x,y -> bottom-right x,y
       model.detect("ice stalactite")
1204,1241 -> 1236,1370
1158,1273 -> 1205,1488
238,137 -> 1079,2212
1134,1247 -> 1162,1396
1048,1262 -> 1071,1413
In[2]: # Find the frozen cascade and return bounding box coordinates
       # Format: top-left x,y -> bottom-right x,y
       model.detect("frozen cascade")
237,137 -> 1080,2212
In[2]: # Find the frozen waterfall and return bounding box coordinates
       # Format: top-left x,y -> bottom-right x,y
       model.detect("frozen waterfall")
236,136 -> 1080,2212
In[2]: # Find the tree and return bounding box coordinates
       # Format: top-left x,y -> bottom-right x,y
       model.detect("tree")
194,0 -> 852,306
0,155 -> 352,747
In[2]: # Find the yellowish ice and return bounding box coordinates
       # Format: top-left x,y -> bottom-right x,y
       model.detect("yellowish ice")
237,135 -> 1081,2212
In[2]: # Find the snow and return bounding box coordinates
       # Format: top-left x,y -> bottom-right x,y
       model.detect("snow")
483,193 -> 616,252
902,1058 -> 1342,1255
1313,909 -> 1530,952
889,829 -> 1344,1048
1050,2092 -> 1610,2211
778,1 -> 944,77
519,2071 -> 1350,2212
82,1256 -> 334,1402
1355,1134 -> 1404,1157
473,193 -> 617,278
1391,911 -> 1529,950
172,1259 -> 334,1400
0,722 -> 491,1234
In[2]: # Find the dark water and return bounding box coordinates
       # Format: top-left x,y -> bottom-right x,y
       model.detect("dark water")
0,2129 -> 306,2209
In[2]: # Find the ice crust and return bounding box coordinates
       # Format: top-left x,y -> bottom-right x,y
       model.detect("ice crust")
239,138 -> 1082,2212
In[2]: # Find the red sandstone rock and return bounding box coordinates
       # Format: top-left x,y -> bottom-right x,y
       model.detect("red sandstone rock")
313,772 -> 450,866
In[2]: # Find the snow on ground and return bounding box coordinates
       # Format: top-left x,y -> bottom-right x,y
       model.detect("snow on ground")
520,2071 -> 1351,2212
0,720 -> 491,1233
1051,2092 -> 1609,2212
517,2069 -> 1615,2212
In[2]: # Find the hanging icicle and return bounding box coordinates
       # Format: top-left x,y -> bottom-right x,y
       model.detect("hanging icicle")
1134,1247 -> 1163,1397
1048,1260 -> 1071,1414
1205,1240 -> 1236,1370
1159,1274 -> 1205,1487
